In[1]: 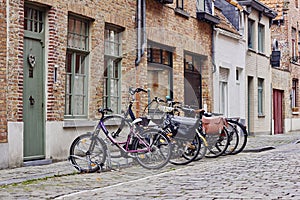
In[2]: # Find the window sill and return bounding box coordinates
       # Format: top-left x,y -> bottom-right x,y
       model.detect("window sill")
292,112 -> 299,115
247,48 -> 256,53
258,51 -> 266,57
63,120 -> 96,128
174,8 -> 190,19
258,115 -> 265,118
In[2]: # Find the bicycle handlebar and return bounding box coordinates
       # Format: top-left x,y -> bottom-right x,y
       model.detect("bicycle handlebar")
98,108 -> 113,119
129,87 -> 147,95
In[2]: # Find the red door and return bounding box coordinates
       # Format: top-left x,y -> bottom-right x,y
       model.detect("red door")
273,89 -> 283,134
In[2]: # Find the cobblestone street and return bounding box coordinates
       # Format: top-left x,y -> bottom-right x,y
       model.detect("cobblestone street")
0,133 -> 299,199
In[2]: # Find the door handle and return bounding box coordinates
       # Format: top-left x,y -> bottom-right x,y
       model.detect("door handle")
29,96 -> 35,105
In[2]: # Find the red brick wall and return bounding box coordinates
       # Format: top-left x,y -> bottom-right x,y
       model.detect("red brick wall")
5,0 -> 138,122
146,1 -> 214,111
0,0 -> 7,142
5,0 -> 214,127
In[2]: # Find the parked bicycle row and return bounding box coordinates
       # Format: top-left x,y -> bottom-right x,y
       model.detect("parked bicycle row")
68,87 -> 248,172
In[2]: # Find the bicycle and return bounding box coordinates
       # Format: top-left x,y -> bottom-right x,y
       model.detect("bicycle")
158,102 -> 230,159
101,87 -> 149,159
68,108 -> 172,172
143,97 -> 207,165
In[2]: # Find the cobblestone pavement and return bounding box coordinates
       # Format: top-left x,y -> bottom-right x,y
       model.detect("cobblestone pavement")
0,132 -> 299,199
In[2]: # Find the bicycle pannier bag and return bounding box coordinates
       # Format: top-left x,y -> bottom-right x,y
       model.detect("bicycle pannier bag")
202,116 -> 225,135
171,116 -> 198,139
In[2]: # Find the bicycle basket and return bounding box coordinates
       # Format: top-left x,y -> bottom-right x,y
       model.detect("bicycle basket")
139,116 -> 151,126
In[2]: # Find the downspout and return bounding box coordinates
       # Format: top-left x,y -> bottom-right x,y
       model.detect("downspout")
135,0 -> 146,66
212,24 -> 216,73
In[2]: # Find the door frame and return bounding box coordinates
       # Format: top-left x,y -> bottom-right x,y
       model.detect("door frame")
273,89 -> 284,134
23,4 -> 46,161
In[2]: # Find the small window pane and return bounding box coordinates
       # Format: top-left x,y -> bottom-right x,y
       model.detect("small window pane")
248,19 -> 254,49
152,48 -> 161,63
177,0 -> 183,9
258,24 -> 265,53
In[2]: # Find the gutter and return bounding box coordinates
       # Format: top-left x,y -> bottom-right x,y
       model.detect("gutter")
135,0 -> 146,66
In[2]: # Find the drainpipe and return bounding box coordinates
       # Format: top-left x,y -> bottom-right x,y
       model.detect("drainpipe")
135,0 -> 146,66
212,25 -> 216,73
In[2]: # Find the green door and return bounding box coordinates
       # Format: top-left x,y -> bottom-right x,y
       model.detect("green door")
23,6 -> 45,161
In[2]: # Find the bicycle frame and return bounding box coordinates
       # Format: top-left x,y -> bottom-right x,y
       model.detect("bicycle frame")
96,116 -> 152,155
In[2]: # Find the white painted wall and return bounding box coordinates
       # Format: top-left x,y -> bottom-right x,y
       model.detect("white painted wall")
46,121 -> 96,161
213,28 -> 246,121
7,122 -> 23,168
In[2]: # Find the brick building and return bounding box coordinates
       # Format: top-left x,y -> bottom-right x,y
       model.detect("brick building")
0,0 -> 217,169
216,0 -> 277,135
261,0 -> 300,133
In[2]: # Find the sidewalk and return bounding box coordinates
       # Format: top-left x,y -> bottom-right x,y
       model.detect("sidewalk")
0,132 -> 299,187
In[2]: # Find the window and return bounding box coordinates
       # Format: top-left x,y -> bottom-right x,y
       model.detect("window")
236,68 -> 239,82
292,28 -> 297,62
219,67 -> 229,115
220,81 -> 228,116
248,19 -> 255,49
258,23 -> 265,53
258,78 -> 264,116
147,42 -> 173,101
65,16 -> 89,118
24,6 -> 44,33
292,79 -> 298,108
196,0 -> 213,13
104,24 -> 123,113
177,0 -> 183,9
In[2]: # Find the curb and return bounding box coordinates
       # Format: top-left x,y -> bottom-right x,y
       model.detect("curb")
242,146 -> 276,153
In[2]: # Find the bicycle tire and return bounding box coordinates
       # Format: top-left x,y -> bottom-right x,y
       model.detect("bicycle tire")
227,120 -> 248,155
224,123 -> 239,155
193,133 -> 208,161
169,134 -> 201,165
102,115 -> 132,158
69,133 -> 107,173
205,128 -> 230,158
132,129 -> 172,170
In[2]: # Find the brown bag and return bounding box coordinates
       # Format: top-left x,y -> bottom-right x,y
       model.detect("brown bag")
202,116 -> 225,135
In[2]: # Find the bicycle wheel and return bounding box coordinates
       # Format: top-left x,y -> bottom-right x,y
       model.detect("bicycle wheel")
205,128 -> 229,158
102,115 -> 132,158
224,123 -> 239,155
193,133 -> 208,161
132,129 -> 172,169
227,120 -> 248,154
69,133 -> 107,173
169,134 -> 201,165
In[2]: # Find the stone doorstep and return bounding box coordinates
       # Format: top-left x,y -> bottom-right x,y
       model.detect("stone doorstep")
23,159 -> 53,167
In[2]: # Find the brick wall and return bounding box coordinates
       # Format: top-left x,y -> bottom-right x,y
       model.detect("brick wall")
7,0 -> 25,125
6,0 -> 213,124
146,0 -> 214,111
0,0 -> 7,142
6,0 -> 138,122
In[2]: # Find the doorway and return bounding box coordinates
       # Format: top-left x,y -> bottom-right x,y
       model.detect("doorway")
273,89 -> 283,134
23,5 -> 45,161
